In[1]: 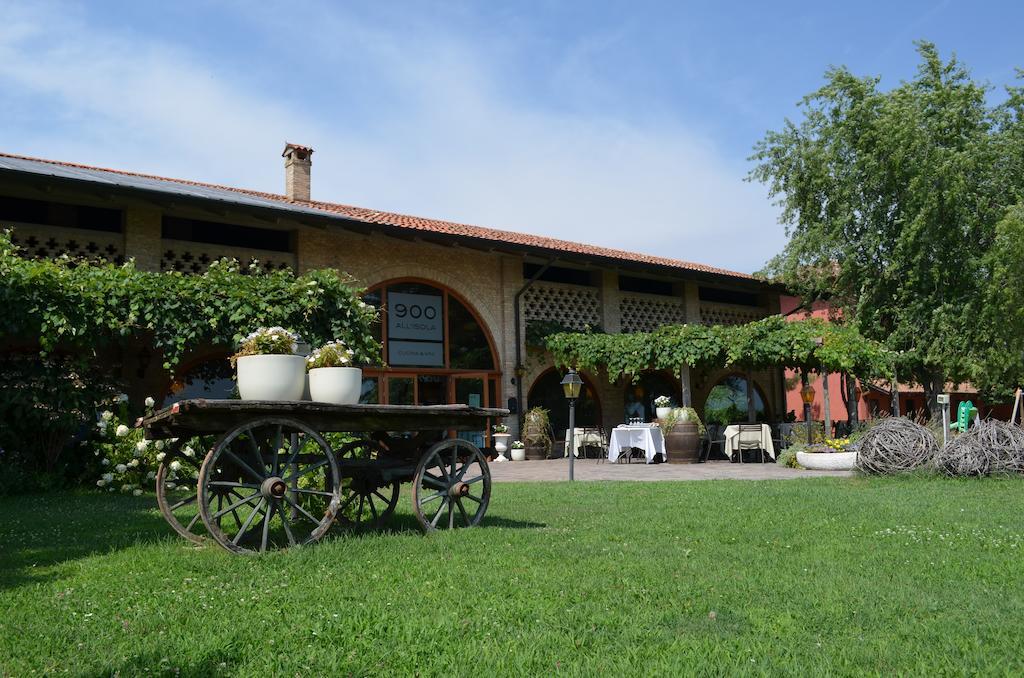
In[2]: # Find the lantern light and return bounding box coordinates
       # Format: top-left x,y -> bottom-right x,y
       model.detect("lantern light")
560,369 -> 583,401
800,383 -> 816,405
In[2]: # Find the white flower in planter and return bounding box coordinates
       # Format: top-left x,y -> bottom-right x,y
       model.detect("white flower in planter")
115,424 -> 130,437
144,396 -> 155,408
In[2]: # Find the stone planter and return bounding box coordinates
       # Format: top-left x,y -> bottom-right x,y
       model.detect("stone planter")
796,450 -> 856,471
493,433 -> 511,454
308,367 -> 362,405
656,406 -> 672,420
236,354 -> 306,401
664,422 -> 699,463
511,446 -> 527,462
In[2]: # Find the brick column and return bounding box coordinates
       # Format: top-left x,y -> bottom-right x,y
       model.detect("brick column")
601,270 -> 621,333
123,208 -> 162,272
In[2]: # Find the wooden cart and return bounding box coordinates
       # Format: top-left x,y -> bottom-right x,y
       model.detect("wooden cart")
143,399 -> 508,555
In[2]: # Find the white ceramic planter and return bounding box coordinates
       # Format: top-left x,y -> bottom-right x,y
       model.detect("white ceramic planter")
236,354 -> 306,401
493,433 -> 511,453
510,447 -> 527,462
656,407 -> 672,420
308,367 -> 363,405
796,450 -> 856,471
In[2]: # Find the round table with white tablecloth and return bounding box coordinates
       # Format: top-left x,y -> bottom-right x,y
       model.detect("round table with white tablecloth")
607,425 -> 666,464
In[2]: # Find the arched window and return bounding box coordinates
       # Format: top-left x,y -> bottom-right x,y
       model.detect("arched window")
623,371 -> 679,423
704,375 -> 768,425
527,369 -> 600,441
166,352 -> 234,405
361,279 -> 501,413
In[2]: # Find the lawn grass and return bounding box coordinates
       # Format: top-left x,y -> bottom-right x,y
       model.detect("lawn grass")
1,476 -> 1023,675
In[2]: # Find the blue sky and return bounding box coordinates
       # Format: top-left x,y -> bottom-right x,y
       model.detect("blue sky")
1,1 -> 1021,273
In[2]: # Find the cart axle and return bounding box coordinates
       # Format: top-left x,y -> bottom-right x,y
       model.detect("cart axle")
261,477 -> 288,499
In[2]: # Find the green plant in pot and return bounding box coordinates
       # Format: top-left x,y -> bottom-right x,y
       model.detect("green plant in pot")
522,407 -> 552,460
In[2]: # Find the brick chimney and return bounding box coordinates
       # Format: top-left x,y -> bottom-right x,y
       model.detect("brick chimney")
282,142 -> 313,201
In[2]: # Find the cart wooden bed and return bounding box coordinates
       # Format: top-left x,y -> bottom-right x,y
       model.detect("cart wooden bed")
143,399 -> 508,555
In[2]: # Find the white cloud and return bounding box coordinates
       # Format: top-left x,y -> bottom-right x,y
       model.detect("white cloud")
0,1 -> 782,273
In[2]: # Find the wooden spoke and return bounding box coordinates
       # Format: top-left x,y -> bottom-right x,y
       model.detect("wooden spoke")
333,440 -> 399,531
198,417 -> 340,555
412,439 -> 491,532
155,436 -> 213,545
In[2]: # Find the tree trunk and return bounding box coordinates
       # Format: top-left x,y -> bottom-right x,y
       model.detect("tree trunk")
845,374 -> 859,424
923,370 -> 944,421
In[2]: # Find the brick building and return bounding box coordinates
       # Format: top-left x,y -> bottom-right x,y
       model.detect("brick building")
0,145 -> 784,443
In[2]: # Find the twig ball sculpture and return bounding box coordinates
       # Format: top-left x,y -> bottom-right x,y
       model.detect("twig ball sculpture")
934,419 -> 1024,476
854,417 -> 939,475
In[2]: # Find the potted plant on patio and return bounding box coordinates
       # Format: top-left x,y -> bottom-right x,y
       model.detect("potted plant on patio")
522,407 -> 552,460
795,436 -> 856,470
306,340 -> 362,404
510,439 -> 527,462
232,327 -> 306,401
492,422 -> 511,461
654,395 -> 673,420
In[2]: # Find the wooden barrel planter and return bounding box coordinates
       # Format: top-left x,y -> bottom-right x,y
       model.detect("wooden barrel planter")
525,444 -> 548,460
664,422 -> 700,463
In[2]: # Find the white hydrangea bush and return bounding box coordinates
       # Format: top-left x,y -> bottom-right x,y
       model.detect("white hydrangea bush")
91,397 -> 195,495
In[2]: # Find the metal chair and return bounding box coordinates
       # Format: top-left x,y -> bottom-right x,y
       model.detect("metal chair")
699,424 -> 727,462
737,424 -> 766,463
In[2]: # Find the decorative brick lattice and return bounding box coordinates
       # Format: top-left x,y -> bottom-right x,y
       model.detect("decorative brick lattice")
699,303 -> 768,326
620,294 -> 687,333
161,239 -> 296,274
522,282 -> 600,329
8,223 -> 124,264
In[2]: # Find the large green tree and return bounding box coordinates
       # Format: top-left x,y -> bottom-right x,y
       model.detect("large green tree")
750,42 -> 1024,413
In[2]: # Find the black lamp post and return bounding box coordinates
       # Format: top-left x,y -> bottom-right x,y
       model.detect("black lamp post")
560,368 -> 583,481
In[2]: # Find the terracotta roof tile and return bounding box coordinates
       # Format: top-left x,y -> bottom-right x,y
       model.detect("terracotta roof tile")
0,151 -> 754,280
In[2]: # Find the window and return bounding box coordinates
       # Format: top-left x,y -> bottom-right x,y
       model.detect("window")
698,286 -> 760,307
522,263 -> 596,287
619,275 -> 674,296
623,372 -> 678,422
704,375 -> 767,425
162,216 -> 293,252
0,195 -> 122,233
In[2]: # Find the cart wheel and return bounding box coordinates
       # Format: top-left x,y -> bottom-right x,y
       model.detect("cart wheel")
155,438 -> 207,543
412,439 -> 491,532
335,440 -> 400,531
198,417 -> 340,555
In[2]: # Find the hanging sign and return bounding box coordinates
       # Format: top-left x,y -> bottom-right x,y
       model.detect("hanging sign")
388,340 -> 444,367
388,292 -> 443,341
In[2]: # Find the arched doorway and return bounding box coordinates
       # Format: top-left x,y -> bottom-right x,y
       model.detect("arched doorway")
363,279 -> 502,447
527,369 -> 601,443
703,374 -> 769,425
623,371 -> 679,423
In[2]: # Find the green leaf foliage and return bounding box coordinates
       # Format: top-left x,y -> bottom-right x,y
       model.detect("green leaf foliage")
749,41 -> 1024,403
0,229 -> 381,372
545,316 -> 892,383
